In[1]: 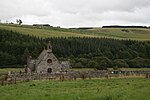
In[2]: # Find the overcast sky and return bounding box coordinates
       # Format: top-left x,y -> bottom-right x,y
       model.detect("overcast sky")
0,0 -> 150,27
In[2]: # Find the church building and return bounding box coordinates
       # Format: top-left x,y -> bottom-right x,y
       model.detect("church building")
27,42 -> 70,74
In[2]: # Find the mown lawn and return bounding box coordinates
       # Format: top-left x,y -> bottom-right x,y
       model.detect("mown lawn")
0,78 -> 150,100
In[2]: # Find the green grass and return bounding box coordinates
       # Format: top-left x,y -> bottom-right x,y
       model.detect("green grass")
0,68 -> 23,73
0,68 -> 150,73
0,24 -> 98,38
72,68 -> 150,71
91,28 -> 150,40
119,68 -> 150,71
0,78 -> 150,100
0,24 -> 150,40
71,68 -> 95,71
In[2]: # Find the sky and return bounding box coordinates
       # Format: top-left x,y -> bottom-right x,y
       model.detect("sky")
0,0 -> 150,28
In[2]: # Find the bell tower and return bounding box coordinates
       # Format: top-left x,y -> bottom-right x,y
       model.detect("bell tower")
47,41 -> 52,53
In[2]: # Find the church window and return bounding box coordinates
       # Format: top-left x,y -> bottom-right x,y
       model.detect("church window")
47,59 -> 52,63
47,68 -> 52,73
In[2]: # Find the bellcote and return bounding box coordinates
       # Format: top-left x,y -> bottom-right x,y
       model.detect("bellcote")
47,41 -> 52,53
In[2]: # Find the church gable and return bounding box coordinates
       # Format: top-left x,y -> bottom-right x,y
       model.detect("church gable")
36,50 -> 47,65
36,52 -> 61,73
27,41 -> 70,74
35,42 -> 62,73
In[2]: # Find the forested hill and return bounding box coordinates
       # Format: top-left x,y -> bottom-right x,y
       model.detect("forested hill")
0,29 -> 150,68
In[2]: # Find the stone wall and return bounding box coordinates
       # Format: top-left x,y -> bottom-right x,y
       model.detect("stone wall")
7,70 -> 150,81
1,70 -> 150,86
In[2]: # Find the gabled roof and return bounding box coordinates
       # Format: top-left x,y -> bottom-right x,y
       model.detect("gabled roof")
36,49 -> 47,65
36,42 -> 53,65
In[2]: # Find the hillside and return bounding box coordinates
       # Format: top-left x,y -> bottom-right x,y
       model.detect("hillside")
0,24 -> 150,40
0,24 -> 150,68
0,29 -> 150,68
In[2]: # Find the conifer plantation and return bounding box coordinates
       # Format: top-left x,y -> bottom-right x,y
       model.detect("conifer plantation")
0,29 -> 150,69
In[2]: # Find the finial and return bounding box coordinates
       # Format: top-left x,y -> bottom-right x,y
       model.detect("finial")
47,41 -> 52,50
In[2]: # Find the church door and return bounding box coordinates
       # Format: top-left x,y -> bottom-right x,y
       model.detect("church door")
47,68 -> 52,73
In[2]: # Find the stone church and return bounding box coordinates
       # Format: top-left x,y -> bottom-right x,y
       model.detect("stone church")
27,42 -> 70,74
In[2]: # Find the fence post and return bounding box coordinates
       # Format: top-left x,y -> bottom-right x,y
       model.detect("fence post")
74,76 -> 76,80
146,73 -> 149,78
1,80 -> 4,86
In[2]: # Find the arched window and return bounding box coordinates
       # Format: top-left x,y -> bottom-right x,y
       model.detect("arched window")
47,68 -> 52,73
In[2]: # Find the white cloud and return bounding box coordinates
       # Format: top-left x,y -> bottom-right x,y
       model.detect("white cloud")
0,0 -> 150,27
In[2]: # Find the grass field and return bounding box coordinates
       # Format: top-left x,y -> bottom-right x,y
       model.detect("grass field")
0,68 -> 150,73
91,28 -> 150,41
0,78 -> 150,100
0,68 -> 23,73
0,24 -> 98,38
0,24 -> 150,40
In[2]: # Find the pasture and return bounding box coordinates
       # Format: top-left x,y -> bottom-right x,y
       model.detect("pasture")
0,78 -> 150,100
0,24 -> 150,40
0,68 -> 23,73
1,68 -> 150,73
0,24 -> 98,38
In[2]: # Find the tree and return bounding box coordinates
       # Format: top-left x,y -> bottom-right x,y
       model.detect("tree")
93,57 -> 113,68
129,57 -> 145,68
103,51 -> 113,59
113,59 -> 129,68
0,51 -> 17,66
16,19 -> 23,25
87,60 -> 99,68
74,62 -> 84,68
16,19 -> 19,24
79,58 -> 89,66
22,48 -> 30,64
19,19 -> 22,25
0,29 -> 150,68
118,51 -> 133,59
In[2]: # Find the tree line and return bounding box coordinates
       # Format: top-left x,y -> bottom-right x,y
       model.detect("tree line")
0,29 -> 150,69
102,26 -> 148,28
